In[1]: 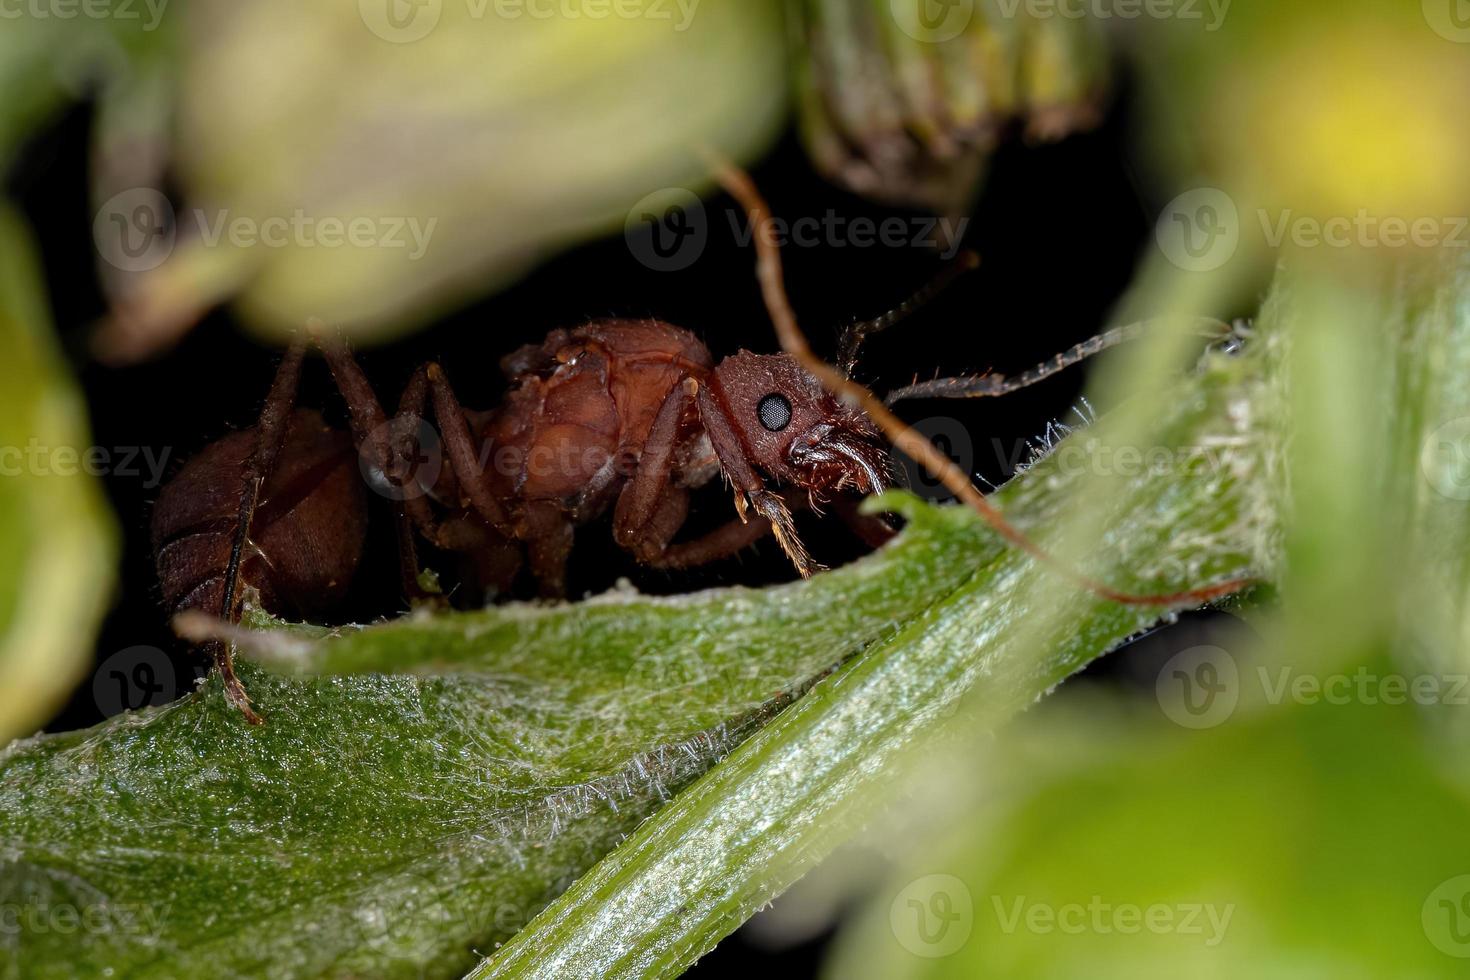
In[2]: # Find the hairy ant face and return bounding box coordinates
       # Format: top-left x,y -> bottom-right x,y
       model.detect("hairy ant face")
710,351 -> 891,497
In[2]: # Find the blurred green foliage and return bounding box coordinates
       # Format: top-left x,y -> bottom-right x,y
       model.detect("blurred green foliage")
96,0 -> 790,353
0,207 -> 117,746
793,0 -> 1108,213
4,2 -> 1470,978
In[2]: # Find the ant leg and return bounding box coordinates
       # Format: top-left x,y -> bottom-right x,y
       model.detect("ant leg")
612,380 -> 831,573
612,379 -> 696,555
522,502 -> 573,598
694,383 -> 821,577
312,334 -> 447,605
217,337 -> 308,723
642,487 -> 834,570
316,347 -> 511,603
386,368 -> 437,604
423,363 -> 512,533
643,508 -> 774,570
391,367 -> 524,600
830,496 -> 898,550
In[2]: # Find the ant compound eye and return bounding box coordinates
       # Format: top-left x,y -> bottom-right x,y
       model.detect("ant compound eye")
758,393 -> 793,432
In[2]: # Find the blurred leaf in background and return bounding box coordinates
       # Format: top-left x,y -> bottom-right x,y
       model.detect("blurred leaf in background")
791,0 -> 1108,215
91,0 -> 790,356
0,0 -> 174,172
1133,0 -> 1470,278
0,206 -> 117,745
826,691 -> 1470,980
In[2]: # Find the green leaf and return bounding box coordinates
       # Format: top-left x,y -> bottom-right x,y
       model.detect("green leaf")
0,205 -> 117,746
0,501 -> 989,979
823,690 -> 1470,980
472,317 -> 1276,978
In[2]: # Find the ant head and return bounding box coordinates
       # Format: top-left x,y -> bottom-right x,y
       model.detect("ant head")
709,351 -> 891,497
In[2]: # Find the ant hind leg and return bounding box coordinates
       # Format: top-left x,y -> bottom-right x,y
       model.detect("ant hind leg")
216,336 -> 308,723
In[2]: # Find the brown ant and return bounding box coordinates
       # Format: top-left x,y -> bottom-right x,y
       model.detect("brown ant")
156,166 -> 1247,723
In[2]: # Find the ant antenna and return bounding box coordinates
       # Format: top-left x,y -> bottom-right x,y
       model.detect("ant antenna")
705,152 -> 1249,608
836,251 -> 980,376
884,317 -> 1232,405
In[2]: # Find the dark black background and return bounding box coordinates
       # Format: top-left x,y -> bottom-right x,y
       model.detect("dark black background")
7,73 -> 1245,975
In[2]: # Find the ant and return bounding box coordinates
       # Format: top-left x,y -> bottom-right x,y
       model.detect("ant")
156,164 -> 1248,723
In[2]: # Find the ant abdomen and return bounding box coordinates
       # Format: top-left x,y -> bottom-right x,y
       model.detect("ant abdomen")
151,409 -> 368,623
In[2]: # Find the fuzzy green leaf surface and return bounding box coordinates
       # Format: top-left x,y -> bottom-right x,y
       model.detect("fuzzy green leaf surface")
0,500 -> 989,979
473,330 -> 1278,979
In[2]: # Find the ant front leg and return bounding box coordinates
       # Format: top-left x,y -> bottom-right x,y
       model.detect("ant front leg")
613,378 -> 758,569
612,376 -> 767,572
616,378 -> 825,573
694,383 -> 820,577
